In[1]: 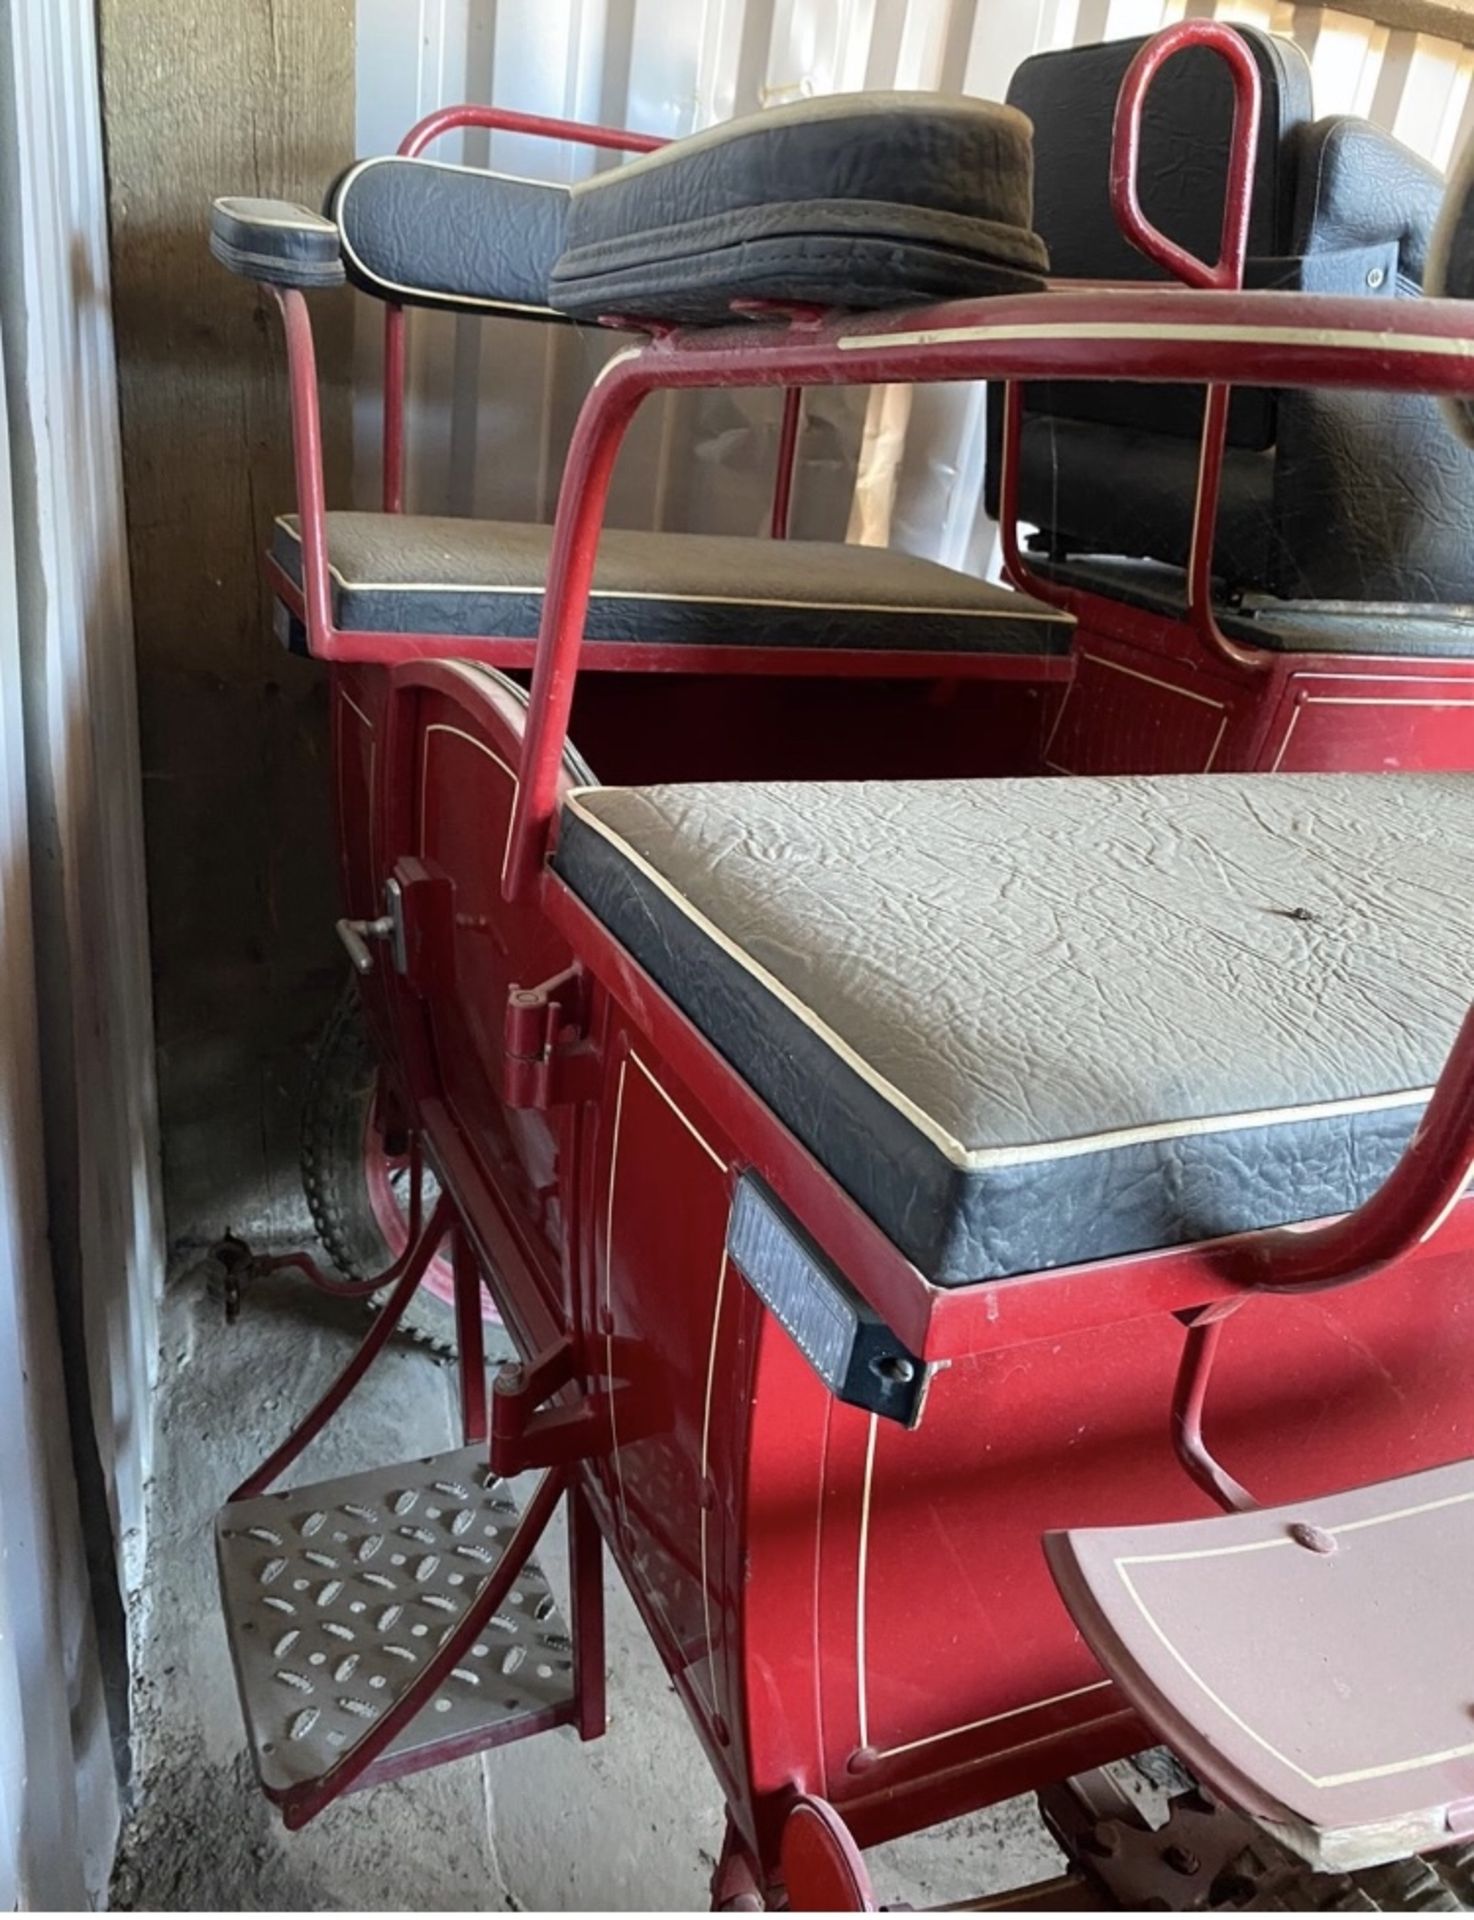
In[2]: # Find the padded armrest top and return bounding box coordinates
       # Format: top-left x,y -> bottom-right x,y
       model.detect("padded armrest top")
328,156 -> 569,317
548,91 -> 1048,323
209,197 -> 345,289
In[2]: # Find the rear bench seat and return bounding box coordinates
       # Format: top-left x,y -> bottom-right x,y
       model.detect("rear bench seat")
221,90 -> 1064,665
554,771 -> 1474,1283
271,514 -> 1071,654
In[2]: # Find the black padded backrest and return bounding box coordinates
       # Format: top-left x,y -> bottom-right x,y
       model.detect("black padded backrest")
329,155 -> 570,317
1014,26 -> 1309,282
1008,25 -> 1313,447
1292,115 -> 1443,291
1407,131 -> 1474,452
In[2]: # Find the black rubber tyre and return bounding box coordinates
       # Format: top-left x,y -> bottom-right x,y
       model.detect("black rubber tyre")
300,977 -> 457,1357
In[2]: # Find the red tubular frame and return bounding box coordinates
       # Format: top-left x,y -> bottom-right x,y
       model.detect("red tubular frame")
770,387 -> 802,537
499,285 -> 1474,903
1171,1300 -> 1257,1513
1118,24 -> 1267,674
1157,1020 -> 1474,1518
1112,22 -> 1264,671
1239,1001 -> 1474,1292
229,1192 -> 454,1500
1109,22 -> 1260,294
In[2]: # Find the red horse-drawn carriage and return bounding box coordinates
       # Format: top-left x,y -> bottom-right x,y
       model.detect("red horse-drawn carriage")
206,22 -> 1474,1907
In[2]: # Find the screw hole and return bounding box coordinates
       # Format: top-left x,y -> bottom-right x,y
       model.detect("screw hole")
869,1353 -> 916,1387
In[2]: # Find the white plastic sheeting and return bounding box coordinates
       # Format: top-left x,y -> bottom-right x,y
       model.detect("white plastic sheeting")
354,0 -> 1474,566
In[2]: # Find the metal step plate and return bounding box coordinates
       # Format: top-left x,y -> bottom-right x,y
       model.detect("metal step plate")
216,1445 -> 573,1795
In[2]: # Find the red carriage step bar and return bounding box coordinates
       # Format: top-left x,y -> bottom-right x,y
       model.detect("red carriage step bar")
206,19 -> 1474,1907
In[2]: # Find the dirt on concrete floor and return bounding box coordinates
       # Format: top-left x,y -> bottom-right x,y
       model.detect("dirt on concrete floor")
111,1246 -> 1061,1911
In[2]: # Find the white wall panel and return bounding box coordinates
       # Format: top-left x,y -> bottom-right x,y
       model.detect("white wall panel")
3,0 -> 162,1567
0,0 -> 162,1900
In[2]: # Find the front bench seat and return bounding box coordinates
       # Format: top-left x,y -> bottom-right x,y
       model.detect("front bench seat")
272,512 -> 1072,655
986,27 -> 1473,609
554,771 -> 1473,1284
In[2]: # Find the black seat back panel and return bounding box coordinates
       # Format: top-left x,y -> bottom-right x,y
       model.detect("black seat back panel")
1008,25 -> 1312,447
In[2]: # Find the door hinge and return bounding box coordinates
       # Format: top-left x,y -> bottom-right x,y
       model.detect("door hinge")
502,965 -> 599,1109
490,1337 -> 602,1477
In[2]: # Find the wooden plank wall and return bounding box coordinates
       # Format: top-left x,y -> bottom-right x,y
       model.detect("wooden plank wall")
99,1 -> 354,1243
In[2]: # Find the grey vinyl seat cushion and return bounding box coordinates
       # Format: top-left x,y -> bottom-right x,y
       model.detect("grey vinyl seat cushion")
549,92 -> 1048,324
271,513 -> 1071,654
554,772 -> 1474,1285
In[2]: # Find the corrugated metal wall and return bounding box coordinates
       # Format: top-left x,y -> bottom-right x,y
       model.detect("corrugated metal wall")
3,0 -> 161,1579
356,0 -> 1474,568
0,0 -> 163,1898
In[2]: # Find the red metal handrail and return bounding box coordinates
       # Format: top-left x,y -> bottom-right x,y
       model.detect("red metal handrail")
771,386 -> 803,538
275,286 -> 335,646
1242,1001 -> 1474,1293
1109,21 -> 1261,293
1170,1004 -> 1474,1511
499,284 -> 1474,902
1114,20 -> 1265,673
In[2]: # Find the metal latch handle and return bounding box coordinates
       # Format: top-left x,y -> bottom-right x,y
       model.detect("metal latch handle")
336,914 -> 393,974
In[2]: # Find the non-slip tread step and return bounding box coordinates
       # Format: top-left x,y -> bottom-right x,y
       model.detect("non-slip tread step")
215,1444 -> 573,1795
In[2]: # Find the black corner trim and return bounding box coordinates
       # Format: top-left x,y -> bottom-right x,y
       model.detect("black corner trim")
727,1173 -> 926,1427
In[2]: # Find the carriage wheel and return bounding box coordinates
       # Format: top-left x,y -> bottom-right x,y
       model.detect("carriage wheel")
779,1798 -> 875,1912
300,978 -> 496,1354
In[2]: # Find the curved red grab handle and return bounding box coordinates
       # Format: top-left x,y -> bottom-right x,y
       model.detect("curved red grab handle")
398,101 -> 665,161
1242,1000 -> 1474,1295
1109,19 -> 1262,292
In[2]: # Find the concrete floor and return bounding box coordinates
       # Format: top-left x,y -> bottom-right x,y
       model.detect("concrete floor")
112,1244 -> 1061,1911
